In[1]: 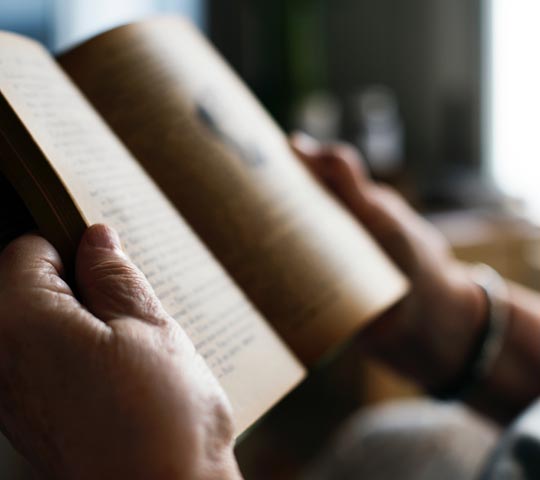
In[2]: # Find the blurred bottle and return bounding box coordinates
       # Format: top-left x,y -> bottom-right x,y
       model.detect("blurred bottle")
293,90 -> 342,142
354,86 -> 404,177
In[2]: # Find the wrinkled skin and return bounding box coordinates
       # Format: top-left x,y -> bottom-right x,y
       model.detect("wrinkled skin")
0,225 -> 242,480
0,135 -> 489,479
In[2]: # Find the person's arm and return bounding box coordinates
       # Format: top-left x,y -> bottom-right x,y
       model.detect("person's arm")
0,225 -> 242,480
292,133 -> 540,423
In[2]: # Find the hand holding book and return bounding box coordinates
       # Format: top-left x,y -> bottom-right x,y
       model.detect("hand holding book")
0,225 -> 242,480
2,15 -> 540,479
291,133 -> 488,394
0,17 -> 408,435
0,136 -> 487,480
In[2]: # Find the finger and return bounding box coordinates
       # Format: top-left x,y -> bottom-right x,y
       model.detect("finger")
291,133 -> 379,218
290,131 -> 322,161
291,131 -> 369,179
0,233 -> 70,296
76,224 -> 169,325
290,131 -> 328,181
319,143 -> 371,207
0,234 -> 105,339
290,132 -> 369,198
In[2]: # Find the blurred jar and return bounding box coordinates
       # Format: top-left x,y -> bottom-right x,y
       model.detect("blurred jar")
354,86 -> 404,177
293,90 -> 343,142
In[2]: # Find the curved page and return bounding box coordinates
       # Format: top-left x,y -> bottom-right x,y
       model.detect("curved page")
0,32 -> 305,436
61,17 -> 409,364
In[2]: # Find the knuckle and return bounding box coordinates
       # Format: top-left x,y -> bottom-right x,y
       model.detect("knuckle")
90,260 -> 142,293
208,395 -> 236,445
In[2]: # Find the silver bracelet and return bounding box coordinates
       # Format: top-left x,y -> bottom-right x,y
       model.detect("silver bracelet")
469,263 -> 511,383
433,263 -> 510,400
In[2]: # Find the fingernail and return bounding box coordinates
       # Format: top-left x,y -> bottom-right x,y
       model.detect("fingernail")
84,224 -> 122,251
291,131 -> 321,155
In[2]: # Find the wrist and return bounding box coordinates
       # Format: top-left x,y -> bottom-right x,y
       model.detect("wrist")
432,263 -> 510,400
426,261 -> 489,390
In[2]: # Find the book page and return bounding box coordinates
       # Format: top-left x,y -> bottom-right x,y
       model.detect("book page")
61,17 -> 409,365
0,32 -> 305,435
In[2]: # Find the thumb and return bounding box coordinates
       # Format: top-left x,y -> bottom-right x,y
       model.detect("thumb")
76,224 -> 168,325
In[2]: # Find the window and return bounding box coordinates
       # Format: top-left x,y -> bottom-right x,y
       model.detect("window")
488,0 -> 540,218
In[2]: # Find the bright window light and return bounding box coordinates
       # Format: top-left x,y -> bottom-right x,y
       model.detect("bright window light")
489,0 -> 540,219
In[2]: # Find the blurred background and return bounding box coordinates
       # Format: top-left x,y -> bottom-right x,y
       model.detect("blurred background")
1,0 -> 540,478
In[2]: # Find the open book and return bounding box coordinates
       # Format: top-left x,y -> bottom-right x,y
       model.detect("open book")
0,17 -> 408,436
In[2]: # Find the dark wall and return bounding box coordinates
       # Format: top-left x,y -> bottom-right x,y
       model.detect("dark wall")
209,0 -> 484,195
327,0 -> 483,187
209,1 -> 294,124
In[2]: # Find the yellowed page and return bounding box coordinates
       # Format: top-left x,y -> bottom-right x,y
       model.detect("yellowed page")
0,32 -> 305,435
61,17 -> 409,365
